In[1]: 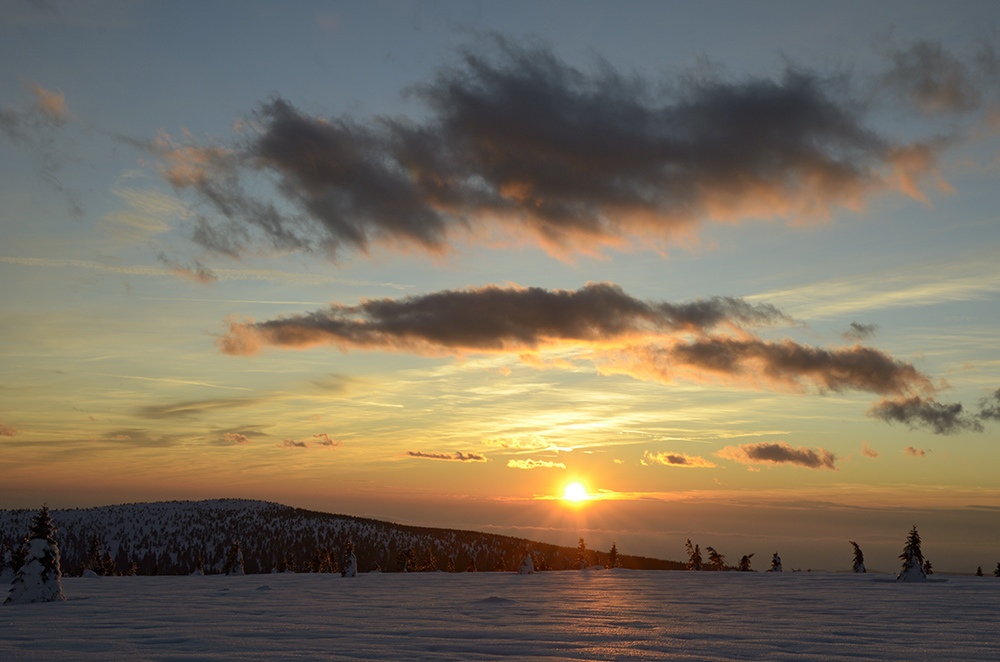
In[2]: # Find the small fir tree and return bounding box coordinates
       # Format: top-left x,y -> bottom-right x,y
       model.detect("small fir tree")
994,562 -> 1000,578
191,555 -> 205,576
466,558 -> 477,572
574,538 -> 588,569
125,559 -> 139,576
101,550 -> 117,577
397,548 -> 415,573
849,541 -> 866,573
767,552 -> 782,572
706,546 -> 726,571
923,560 -> 933,575
896,525 -> 927,582
493,556 -> 507,572
517,553 -> 535,575
341,539 -> 357,577
975,566 -> 983,577
223,540 -> 245,576
607,542 -> 621,569
685,539 -> 703,571
4,505 -> 66,604
0,542 -> 14,585
738,554 -> 754,572
85,534 -> 103,575
418,549 -> 438,572
446,558 -> 456,573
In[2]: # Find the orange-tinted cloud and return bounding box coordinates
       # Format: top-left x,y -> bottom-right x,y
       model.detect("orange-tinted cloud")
406,451 -> 487,462
641,451 -> 716,468
224,432 -> 250,444
507,459 -> 566,470
28,83 -> 70,123
861,442 -> 879,458
0,419 -> 17,436
281,439 -> 307,449
717,441 -> 837,470
157,39 -> 953,260
904,446 -> 927,458
313,433 -> 341,448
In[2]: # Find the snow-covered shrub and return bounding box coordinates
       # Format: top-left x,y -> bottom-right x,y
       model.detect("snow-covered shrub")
896,526 -> 927,582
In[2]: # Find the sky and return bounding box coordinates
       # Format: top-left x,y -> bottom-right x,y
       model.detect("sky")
2,0 -> 1000,572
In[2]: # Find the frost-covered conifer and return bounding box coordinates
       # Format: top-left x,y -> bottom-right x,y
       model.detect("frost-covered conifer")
191,555 -> 205,576
767,552 -> 782,572
341,540 -> 357,577
896,526 -> 927,582
223,540 -> 245,576
685,539 -> 703,571
849,541 -> 866,573
518,553 -> 535,575
738,554 -> 754,572
4,506 -> 66,605
607,542 -> 621,569
706,546 -> 726,571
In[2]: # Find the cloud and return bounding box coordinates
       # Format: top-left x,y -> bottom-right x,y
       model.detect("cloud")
868,395 -> 983,435
154,38 -> 952,260
861,442 -> 879,459
600,338 -> 932,396
877,38 -> 998,116
157,253 -> 218,284
281,439 -> 308,449
137,397 -> 261,420
977,388 -> 1000,421
641,450 -> 716,468
716,442 -> 837,470
506,459 -> 566,470
904,446 -> 927,458
483,436 -> 549,450
313,433 -> 342,448
843,322 -> 878,341
219,282 -> 788,356
0,419 -> 17,436
406,451 -> 487,462
224,432 -> 250,445
0,82 -> 69,144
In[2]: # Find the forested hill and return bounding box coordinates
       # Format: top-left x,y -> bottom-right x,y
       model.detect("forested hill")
0,499 -> 685,575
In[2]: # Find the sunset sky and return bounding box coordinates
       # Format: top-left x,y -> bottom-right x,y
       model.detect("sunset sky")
3,0 -> 1000,572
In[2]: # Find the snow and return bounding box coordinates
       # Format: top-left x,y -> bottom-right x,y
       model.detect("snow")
2,571 -> 999,661
4,538 -> 65,605
517,554 -> 534,574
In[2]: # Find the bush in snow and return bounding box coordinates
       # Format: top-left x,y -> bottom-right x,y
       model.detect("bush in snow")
684,539 -> 702,571
4,505 -> 66,605
223,540 -> 245,576
849,541 -> 866,573
341,540 -> 357,577
767,553 -> 782,572
896,526 -> 927,582
518,553 -> 535,575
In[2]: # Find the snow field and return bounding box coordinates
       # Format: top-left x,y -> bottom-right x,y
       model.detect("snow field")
2,570 -> 998,661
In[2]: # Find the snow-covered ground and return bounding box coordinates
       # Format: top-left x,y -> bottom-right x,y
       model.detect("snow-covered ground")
2,570 -> 998,661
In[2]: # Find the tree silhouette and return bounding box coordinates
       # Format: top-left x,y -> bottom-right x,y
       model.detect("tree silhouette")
706,546 -> 725,571
767,552 -> 782,572
849,541 -> 866,573
896,525 -> 926,582
607,542 -> 621,569
738,553 -> 754,572
685,539 -> 702,571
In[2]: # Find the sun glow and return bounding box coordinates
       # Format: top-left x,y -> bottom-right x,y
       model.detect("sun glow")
563,482 -> 588,501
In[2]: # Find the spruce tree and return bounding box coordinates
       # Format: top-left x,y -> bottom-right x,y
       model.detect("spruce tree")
4,505 -> 66,604
896,525 -> 927,582
85,534 -> 103,575
223,540 -> 245,576
738,554 -> 754,572
607,542 -> 621,569
574,538 -> 588,569
923,560 -> 933,575
767,552 -> 782,572
706,546 -> 726,571
975,566 -> 983,577
341,539 -> 357,577
0,542 -> 13,585
994,562 -> 1000,578
849,541 -> 866,573
685,539 -> 703,571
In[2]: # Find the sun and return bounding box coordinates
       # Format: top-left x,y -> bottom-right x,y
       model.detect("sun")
563,482 -> 588,502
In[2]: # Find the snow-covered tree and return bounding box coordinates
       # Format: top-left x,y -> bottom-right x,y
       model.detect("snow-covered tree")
0,542 -> 14,585
4,506 -> 66,605
849,541 -> 866,573
685,539 -> 702,571
573,538 -> 588,569
517,553 -> 535,575
223,540 -> 245,576
397,547 -> 415,573
190,555 -> 205,576
994,562 -> 1000,578
738,554 -> 754,572
706,546 -> 726,571
767,552 -> 782,572
975,566 -> 983,577
341,539 -> 357,577
607,542 -> 621,569
896,525 -> 927,582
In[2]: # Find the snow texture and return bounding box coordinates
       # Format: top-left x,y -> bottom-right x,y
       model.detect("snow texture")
1,571 -> 997,661
4,538 -> 65,605
517,554 -> 534,575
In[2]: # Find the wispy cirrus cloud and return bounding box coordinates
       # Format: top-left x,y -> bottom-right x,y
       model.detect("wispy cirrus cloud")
406,451 -> 487,462
716,441 -> 837,470
641,451 -> 716,468
507,459 -> 565,470
0,82 -> 70,144
149,37 -> 971,261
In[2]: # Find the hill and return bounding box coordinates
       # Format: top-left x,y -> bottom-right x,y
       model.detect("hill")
0,499 -> 685,575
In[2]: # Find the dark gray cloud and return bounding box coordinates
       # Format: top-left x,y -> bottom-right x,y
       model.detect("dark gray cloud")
717,441 -> 837,470
878,38 -> 998,115
843,321 -> 878,341
281,439 -> 308,449
868,395 -> 983,435
977,388 -> 1000,421
406,451 -> 487,462
220,282 -> 788,355
155,38 -> 949,259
